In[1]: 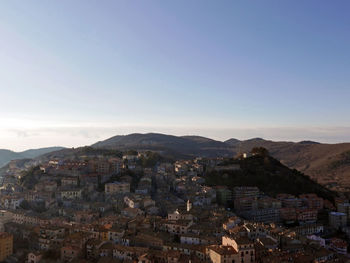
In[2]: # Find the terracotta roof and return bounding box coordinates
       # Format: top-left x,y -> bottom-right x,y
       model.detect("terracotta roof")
208,245 -> 238,255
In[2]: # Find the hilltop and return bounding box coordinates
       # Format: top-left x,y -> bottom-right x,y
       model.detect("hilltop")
92,133 -> 232,158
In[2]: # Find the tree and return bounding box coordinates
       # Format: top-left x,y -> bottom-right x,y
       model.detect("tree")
19,200 -> 31,210
125,149 -> 138,156
20,165 -> 42,189
140,151 -> 162,167
251,147 -> 269,157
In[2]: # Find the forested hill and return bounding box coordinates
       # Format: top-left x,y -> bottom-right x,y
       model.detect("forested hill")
204,154 -> 336,202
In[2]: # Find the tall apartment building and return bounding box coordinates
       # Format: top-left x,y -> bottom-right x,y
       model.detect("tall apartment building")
297,209 -> 318,224
97,161 -> 110,175
244,208 -> 280,223
105,182 -> 130,195
337,202 -> 350,224
109,158 -> 122,174
329,212 -> 347,229
233,186 -> 259,200
0,232 -> 13,261
280,197 -> 303,208
234,197 -> 258,212
215,186 -> 232,206
0,211 -> 13,231
300,194 -> 324,211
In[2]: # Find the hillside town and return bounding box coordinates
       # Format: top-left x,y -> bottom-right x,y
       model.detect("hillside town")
0,149 -> 349,263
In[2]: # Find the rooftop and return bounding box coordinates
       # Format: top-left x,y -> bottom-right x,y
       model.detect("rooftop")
209,245 -> 238,255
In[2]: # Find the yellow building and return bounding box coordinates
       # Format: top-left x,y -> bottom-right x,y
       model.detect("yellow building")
99,228 -> 109,241
0,232 -> 13,261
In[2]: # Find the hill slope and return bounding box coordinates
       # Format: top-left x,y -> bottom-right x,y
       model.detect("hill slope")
0,150 -> 23,168
92,133 -> 232,158
205,154 -> 336,202
226,138 -> 350,188
0,147 -> 65,168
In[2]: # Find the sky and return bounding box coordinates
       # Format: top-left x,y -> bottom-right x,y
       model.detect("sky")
0,1 -> 350,151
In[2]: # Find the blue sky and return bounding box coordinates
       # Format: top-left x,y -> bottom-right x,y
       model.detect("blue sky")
0,1 -> 350,150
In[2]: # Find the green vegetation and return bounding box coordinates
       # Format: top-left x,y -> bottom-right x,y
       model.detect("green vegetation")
205,154 -> 336,202
138,151 -> 163,167
19,165 -> 42,189
216,158 -> 240,166
43,249 -> 61,261
251,146 -> 269,157
19,200 -> 31,210
125,149 -> 138,156
79,146 -> 123,157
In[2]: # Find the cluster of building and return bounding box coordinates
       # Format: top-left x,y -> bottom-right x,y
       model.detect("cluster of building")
0,152 -> 348,262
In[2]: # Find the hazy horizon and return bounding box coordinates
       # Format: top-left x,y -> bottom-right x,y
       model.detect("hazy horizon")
3,127 -> 350,152
1,1 -> 350,150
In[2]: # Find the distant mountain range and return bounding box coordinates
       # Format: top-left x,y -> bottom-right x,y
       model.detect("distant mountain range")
0,147 -> 65,168
2,133 -> 350,189
93,133 -> 350,188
